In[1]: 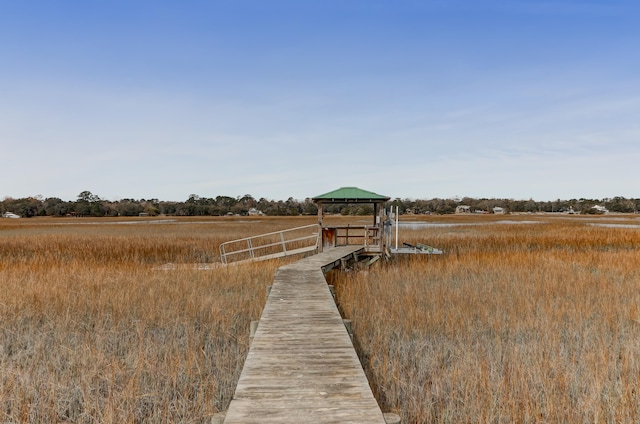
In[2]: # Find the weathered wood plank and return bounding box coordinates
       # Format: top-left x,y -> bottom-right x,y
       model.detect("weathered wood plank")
223,246 -> 386,423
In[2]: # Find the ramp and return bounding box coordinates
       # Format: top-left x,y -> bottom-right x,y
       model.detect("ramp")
220,224 -> 320,265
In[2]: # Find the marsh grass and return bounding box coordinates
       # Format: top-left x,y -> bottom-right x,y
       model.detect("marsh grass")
3,214 -> 639,423
0,216 -> 302,423
329,215 -> 640,423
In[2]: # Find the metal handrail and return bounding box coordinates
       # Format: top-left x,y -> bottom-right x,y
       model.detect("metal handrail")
220,224 -> 320,264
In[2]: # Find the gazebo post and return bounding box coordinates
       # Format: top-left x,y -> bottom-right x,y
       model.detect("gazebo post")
317,201 -> 324,252
373,203 -> 378,226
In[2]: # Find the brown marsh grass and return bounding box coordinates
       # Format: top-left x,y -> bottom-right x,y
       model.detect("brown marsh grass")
3,214 -> 639,423
0,216 -> 313,423
329,214 -> 640,423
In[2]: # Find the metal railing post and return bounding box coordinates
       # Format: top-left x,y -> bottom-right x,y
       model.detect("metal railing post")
280,231 -> 287,254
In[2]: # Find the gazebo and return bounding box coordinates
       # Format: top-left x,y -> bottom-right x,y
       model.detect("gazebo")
312,187 -> 391,253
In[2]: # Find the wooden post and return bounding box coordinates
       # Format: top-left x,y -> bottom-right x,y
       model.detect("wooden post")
373,203 -> 378,227
383,412 -> 401,424
343,319 -> 353,340
249,320 -> 259,345
379,202 -> 385,251
211,411 -> 226,424
317,201 -> 323,226
317,201 -> 324,252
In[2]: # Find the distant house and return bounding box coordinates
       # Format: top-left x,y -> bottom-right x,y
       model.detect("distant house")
2,212 -> 21,218
592,205 -> 609,214
456,205 -> 471,214
492,207 -> 506,214
248,208 -> 264,216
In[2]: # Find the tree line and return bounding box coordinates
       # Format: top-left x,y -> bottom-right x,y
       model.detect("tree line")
1,191 -> 638,218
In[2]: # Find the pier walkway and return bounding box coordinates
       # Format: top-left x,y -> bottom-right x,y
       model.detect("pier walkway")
223,246 -> 386,423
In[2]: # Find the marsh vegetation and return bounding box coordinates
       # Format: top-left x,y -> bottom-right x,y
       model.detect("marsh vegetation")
1,214 -> 638,422
331,214 -> 640,423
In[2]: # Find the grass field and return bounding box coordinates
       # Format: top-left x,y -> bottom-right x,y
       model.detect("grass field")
330,214 -> 640,423
0,216 -> 306,423
1,214 -> 639,423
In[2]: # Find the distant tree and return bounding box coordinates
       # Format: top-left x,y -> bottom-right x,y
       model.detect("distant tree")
606,196 -> 635,213
44,197 -> 71,216
140,199 -> 160,216
389,198 -> 407,213
440,199 -> 457,214
411,199 -> 429,214
354,206 -> 373,215
74,191 -> 105,216
115,199 -> 144,216
505,199 -> 525,213
158,201 -> 178,215
2,197 -> 44,217
238,194 -> 257,209
6,191 -> 639,218
231,203 -> 248,215
302,198 -> 318,215
524,199 -> 538,213
77,191 -> 101,203
216,196 -> 237,208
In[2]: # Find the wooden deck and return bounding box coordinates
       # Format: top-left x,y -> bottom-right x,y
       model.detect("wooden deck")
223,246 -> 386,423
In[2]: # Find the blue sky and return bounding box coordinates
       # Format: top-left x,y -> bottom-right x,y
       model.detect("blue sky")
1,1 -> 638,202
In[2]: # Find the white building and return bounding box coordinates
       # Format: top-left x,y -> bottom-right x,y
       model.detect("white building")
2,212 -> 21,218
592,205 -> 609,214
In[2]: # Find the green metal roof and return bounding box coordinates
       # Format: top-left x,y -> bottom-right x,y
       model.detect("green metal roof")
312,187 -> 390,203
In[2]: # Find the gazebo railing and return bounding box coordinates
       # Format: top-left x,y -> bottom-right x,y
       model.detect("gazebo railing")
321,225 -> 382,251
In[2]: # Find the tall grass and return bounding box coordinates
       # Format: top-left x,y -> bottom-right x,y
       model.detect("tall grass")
329,215 -> 640,423
0,216 -> 299,423
3,215 -> 639,423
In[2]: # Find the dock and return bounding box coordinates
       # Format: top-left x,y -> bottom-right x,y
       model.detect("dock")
223,246 -> 387,423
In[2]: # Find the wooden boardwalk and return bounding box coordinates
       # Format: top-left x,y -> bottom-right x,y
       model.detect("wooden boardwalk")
223,246 -> 387,423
